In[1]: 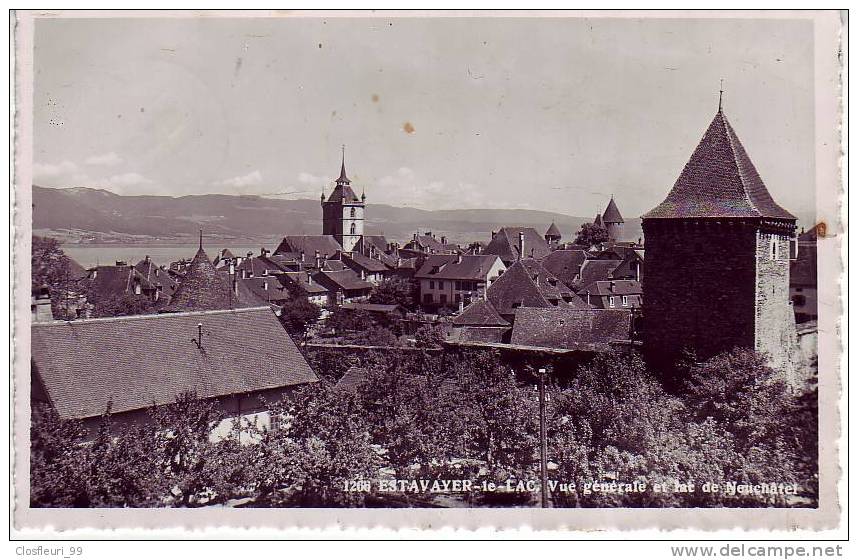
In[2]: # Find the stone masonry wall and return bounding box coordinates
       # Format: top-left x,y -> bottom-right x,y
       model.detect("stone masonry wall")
642,219 -> 758,376
755,228 -> 799,385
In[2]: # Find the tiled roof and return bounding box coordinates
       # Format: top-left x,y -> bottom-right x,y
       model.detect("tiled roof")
644,110 -> 796,220
545,222 -> 562,238
486,260 -> 552,317
519,258 -> 580,302
274,235 -> 343,259
576,259 -> 621,289
342,252 -> 390,273
31,307 -> 319,420
340,302 -> 406,314
84,265 -> 143,299
134,258 -> 178,296
163,248 -> 235,312
484,227 -> 551,263
510,307 -> 633,350
281,272 -> 330,295
238,276 -> 291,303
540,249 -> 588,289
414,254 -> 502,281
313,269 -> 373,292
602,198 -> 624,223
452,299 -> 510,327
576,279 -> 642,297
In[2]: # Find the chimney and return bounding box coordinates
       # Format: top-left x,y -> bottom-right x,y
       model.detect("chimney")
306,271 -> 312,284
518,231 -> 525,262
144,255 -> 150,264
31,286 -> 54,323
396,257 -> 402,267
360,269 -> 366,280
441,235 -> 447,245
315,250 -> 321,269
300,250 -> 305,262
459,300 -> 464,312
455,254 -> 462,264
610,281 -> 616,292
261,247 -> 269,257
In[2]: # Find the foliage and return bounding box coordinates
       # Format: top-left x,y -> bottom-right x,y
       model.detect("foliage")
278,286 -> 321,337
573,223 -> 609,248
351,325 -> 400,347
413,324 -> 446,348
325,307 -> 374,334
89,292 -> 156,318
369,277 -> 417,309
30,347 -> 818,509
31,235 -> 77,320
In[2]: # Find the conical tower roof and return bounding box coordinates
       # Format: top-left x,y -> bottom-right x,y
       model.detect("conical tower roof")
163,247 -> 233,312
644,110 -> 795,220
602,197 -> 624,223
545,222 -> 562,238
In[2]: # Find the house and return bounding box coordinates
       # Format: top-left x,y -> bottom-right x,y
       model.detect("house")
340,251 -> 392,284
274,235 -> 343,263
311,269 -> 373,304
519,258 -> 588,307
539,249 -> 589,290
575,259 -> 623,290
483,227 -> 550,265
31,285 -> 54,323
484,260 -> 553,322
790,228 -> 818,323
334,366 -> 370,394
280,271 -> 332,306
134,256 -> 179,301
30,306 -> 320,435
449,298 -> 511,344
576,279 -> 642,310
402,231 -> 459,255
414,254 -> 505,310
509,307 -> 634,352
82,261 -> 162,305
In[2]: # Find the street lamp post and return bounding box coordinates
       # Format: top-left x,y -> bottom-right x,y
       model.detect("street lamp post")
538,367 -> 548,508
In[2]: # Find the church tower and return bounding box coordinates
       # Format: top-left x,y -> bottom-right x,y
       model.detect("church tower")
642,106 -> 797,381
321,147 -> 365,252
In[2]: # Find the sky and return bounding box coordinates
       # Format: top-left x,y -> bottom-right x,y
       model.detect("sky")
32,15 -> 816,221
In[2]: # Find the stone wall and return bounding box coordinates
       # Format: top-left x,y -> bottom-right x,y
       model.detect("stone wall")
754,228 -> 799,383
642,219 -> 758,377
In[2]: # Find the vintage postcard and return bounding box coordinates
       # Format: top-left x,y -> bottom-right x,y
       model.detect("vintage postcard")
10,9 -> 846,536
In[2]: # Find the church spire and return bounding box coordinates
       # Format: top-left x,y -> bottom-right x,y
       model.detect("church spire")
337,144 -> 350,185
718,78 -> 724,113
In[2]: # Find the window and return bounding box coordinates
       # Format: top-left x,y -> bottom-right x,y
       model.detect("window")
350,223 -> 356,235
622,295 -> 628,306
608,296 -> 616,308
429,280 -> 435,290
440,294 -> 447,304
770,236 -> 779,260
439,281 -> 444,290
423,293 -> 433,304
350,208 -> 356,217
455,294 -> 461,303
134,284 -> 141,295
455,281 -> 461,290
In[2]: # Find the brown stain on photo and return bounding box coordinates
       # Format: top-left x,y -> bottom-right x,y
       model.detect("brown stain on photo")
402,122 -> 415,134
371,94 -> 379,103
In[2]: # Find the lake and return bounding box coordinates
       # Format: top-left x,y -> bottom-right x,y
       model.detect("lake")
62,245 -> 266,269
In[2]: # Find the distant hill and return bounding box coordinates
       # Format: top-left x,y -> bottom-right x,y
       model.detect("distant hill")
32,185 -> 643,245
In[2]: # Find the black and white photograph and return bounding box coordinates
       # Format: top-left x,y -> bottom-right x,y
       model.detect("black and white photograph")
10,9 -> 845,541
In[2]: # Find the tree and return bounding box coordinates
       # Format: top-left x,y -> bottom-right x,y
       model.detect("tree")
245,384 -> 380,506
31,235 -> 76,320
369,277 -> 417,309
90,292 -> 156,318
278,295 -> 321,338
574,223 -> 609,248
351,325 -> 399,347
30,404 -> 90,507
414,324 -> 446,348
326,307 -> 374,335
